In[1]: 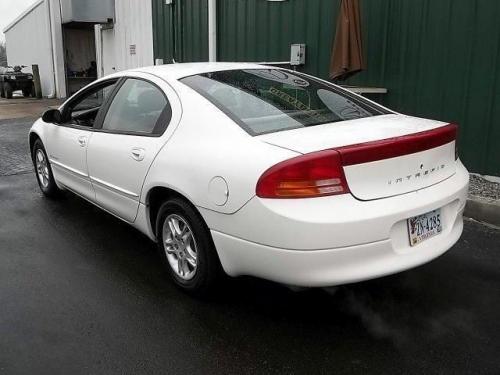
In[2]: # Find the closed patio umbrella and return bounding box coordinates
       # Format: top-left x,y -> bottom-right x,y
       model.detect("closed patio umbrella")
329,0 -> 365,81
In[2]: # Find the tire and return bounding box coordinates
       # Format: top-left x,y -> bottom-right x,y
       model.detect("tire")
156,198 -> 222,296
0,83 -> 5,98
4,82 -> 13,99
32,139 -> 62,198
22,88 -> 31,97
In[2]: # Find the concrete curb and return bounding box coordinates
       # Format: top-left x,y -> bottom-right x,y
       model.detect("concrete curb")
464,196 -> 500,228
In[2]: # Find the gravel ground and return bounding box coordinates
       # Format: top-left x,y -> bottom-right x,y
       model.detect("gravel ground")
468,174 -> 500,201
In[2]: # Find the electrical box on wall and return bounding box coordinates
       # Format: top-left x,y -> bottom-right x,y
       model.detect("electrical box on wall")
290,44 -> 306,66
165,0 -> 173,5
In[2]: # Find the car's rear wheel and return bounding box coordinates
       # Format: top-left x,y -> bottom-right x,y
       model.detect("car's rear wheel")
156,198 -> 221,296
0,83 -> 5,98
4,82 -> 13,99
32,139 -> 62,198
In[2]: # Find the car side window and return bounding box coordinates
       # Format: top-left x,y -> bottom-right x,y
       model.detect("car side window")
64,80 -> 118,127
101,78 -> 171,135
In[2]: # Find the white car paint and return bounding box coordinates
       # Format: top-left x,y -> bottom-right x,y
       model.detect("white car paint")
44,123 -> 95,201
29,62 -> 469,288
85,72 -> 183,222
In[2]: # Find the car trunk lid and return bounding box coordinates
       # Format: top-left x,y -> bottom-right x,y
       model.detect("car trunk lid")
258,114 -> 457,200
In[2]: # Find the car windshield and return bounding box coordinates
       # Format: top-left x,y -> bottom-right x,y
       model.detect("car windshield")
180,69 -> 389,136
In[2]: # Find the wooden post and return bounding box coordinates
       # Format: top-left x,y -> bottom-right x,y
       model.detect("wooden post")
32,64 -> 42,99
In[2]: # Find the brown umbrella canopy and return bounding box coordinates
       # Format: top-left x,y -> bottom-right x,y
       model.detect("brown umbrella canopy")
329,0 -> 366,81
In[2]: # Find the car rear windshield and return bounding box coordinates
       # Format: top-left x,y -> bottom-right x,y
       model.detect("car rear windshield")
180,69 -> 389,136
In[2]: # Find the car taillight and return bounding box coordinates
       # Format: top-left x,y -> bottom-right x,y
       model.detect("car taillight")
256,150 -> 349,198
257,124 -> 458,199
336,123 -> 458,165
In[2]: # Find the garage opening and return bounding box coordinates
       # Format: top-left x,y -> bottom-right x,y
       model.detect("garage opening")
62,24 -> 97,96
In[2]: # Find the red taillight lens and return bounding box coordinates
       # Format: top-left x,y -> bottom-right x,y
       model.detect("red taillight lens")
257,124 -> 457,199
337,123 -> 458,166
256,150 -> 349,198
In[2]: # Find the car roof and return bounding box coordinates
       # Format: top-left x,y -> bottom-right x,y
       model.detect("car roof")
129,62 -> 271,80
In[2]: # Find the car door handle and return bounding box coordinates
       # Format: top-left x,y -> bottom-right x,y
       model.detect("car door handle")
77,136 -> 87,147
131,148 -> 145,161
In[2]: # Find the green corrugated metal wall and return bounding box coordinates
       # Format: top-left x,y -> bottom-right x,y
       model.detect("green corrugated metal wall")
152,0 -> 208,63
152,0 -> 500,176
348,0 -> 500,176
217,0 -> 338,79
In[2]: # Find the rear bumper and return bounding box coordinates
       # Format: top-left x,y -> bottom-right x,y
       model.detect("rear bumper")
201,160 -> 469,287
211,212 -> 463,287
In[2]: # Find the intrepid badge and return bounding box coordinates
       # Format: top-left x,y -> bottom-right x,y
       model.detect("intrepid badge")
388,164 -> 446,185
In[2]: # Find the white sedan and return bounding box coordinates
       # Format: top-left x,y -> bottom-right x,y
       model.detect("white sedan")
29,63 -> 469,295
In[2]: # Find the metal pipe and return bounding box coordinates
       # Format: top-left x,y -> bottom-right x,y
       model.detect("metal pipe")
45,0 -> 57,98
208,0 -> 217,62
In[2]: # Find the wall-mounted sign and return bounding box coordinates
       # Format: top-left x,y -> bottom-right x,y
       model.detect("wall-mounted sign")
130,44 -> 136,55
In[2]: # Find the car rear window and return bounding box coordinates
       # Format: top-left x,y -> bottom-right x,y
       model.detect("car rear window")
180,69 -> 389,136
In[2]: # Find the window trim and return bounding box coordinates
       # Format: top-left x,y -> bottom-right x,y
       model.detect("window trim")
59,78 -> 122,130
93,76 -> 172,138
181,75 -> 259,135
179,68 -> 390,136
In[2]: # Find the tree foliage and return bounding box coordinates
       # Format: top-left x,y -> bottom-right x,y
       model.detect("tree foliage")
0,41 -> 7,67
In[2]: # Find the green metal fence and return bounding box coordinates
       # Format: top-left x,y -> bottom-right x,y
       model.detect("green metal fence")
152,0 -> 500,176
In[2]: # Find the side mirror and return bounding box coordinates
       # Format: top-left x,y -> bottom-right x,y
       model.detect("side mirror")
42,109 -> 62,124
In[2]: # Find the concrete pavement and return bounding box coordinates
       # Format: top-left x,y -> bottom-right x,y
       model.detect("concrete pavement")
0,96 -> 62,120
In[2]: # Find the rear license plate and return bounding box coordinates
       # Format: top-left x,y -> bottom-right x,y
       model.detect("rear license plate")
407,209 -> 442,246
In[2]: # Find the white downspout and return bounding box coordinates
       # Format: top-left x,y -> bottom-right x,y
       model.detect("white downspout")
46,0 -> 57,98
46,0 -> 66,98
208,0 -> 217,62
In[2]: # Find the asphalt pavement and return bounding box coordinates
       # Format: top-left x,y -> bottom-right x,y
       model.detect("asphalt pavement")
1,118 -> 499,374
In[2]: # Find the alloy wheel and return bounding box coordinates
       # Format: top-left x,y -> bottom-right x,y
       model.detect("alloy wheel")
35,149 -> 50,188
162,214 -> 198,280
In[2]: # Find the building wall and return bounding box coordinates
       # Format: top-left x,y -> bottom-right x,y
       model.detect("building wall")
348,0 -> 500,176
217,0 -> 337,77
152,0 -> 208,63
4,0 -> 55,97
5,0 -> 67,98
60,0 -> 115,24
96,0 -> 154,77
151,0 -> 500,176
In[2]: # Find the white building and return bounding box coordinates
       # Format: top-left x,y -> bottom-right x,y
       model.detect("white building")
3,0 -> 154,98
